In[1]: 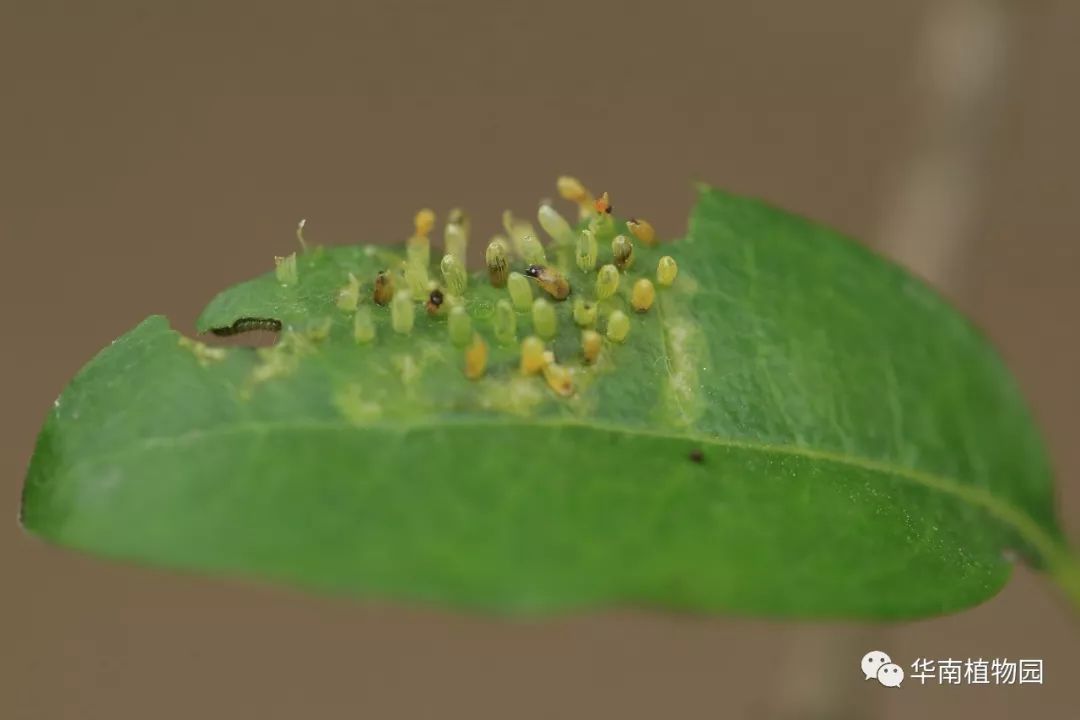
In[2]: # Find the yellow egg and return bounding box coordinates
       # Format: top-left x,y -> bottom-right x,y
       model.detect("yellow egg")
464,333 -> 488,380
582,330 -> 602,364
631,278 -> 655,312
595,264 -> 620,299
520,336 -> 546,375
657,256 -> 678,286
607,310 -> 630,342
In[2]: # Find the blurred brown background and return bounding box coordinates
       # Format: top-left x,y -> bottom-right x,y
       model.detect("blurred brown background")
2,1 -> 1077,718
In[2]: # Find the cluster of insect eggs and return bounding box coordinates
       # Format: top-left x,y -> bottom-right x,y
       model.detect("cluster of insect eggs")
317,180 -> 678,395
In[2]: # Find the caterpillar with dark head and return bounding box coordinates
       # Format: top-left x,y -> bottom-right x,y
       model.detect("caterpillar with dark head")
425,287 -> 445,316
523,264 -> 570,301
210,317 -> 283,336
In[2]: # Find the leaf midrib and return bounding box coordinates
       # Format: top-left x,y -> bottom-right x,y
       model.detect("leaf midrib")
53,414 -> 1065,567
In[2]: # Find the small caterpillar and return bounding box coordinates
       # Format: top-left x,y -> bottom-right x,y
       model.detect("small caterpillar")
524,264 -> 570,301
626,218 -> 657,247
589,192 -> 616,237
210,317 -> 283,336
594,191 -> 613,215
426,287 -> 445,316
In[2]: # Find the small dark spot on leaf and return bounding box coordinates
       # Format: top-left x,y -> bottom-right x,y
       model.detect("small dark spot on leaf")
689,449 -> 704,464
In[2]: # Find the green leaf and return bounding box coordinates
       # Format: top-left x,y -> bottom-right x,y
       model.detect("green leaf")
21,186 -> 1077,618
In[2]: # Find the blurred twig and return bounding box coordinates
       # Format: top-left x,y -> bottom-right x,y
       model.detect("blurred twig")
766,1 -> 1015,717
876,0 -> 1012,286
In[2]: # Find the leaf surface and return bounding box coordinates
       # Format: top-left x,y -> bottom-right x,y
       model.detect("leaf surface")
21,186 -> 1068,618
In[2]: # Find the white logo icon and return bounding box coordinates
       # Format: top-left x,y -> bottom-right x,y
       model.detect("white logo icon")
877,663 -> 905,687
861,650 -> 892,680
